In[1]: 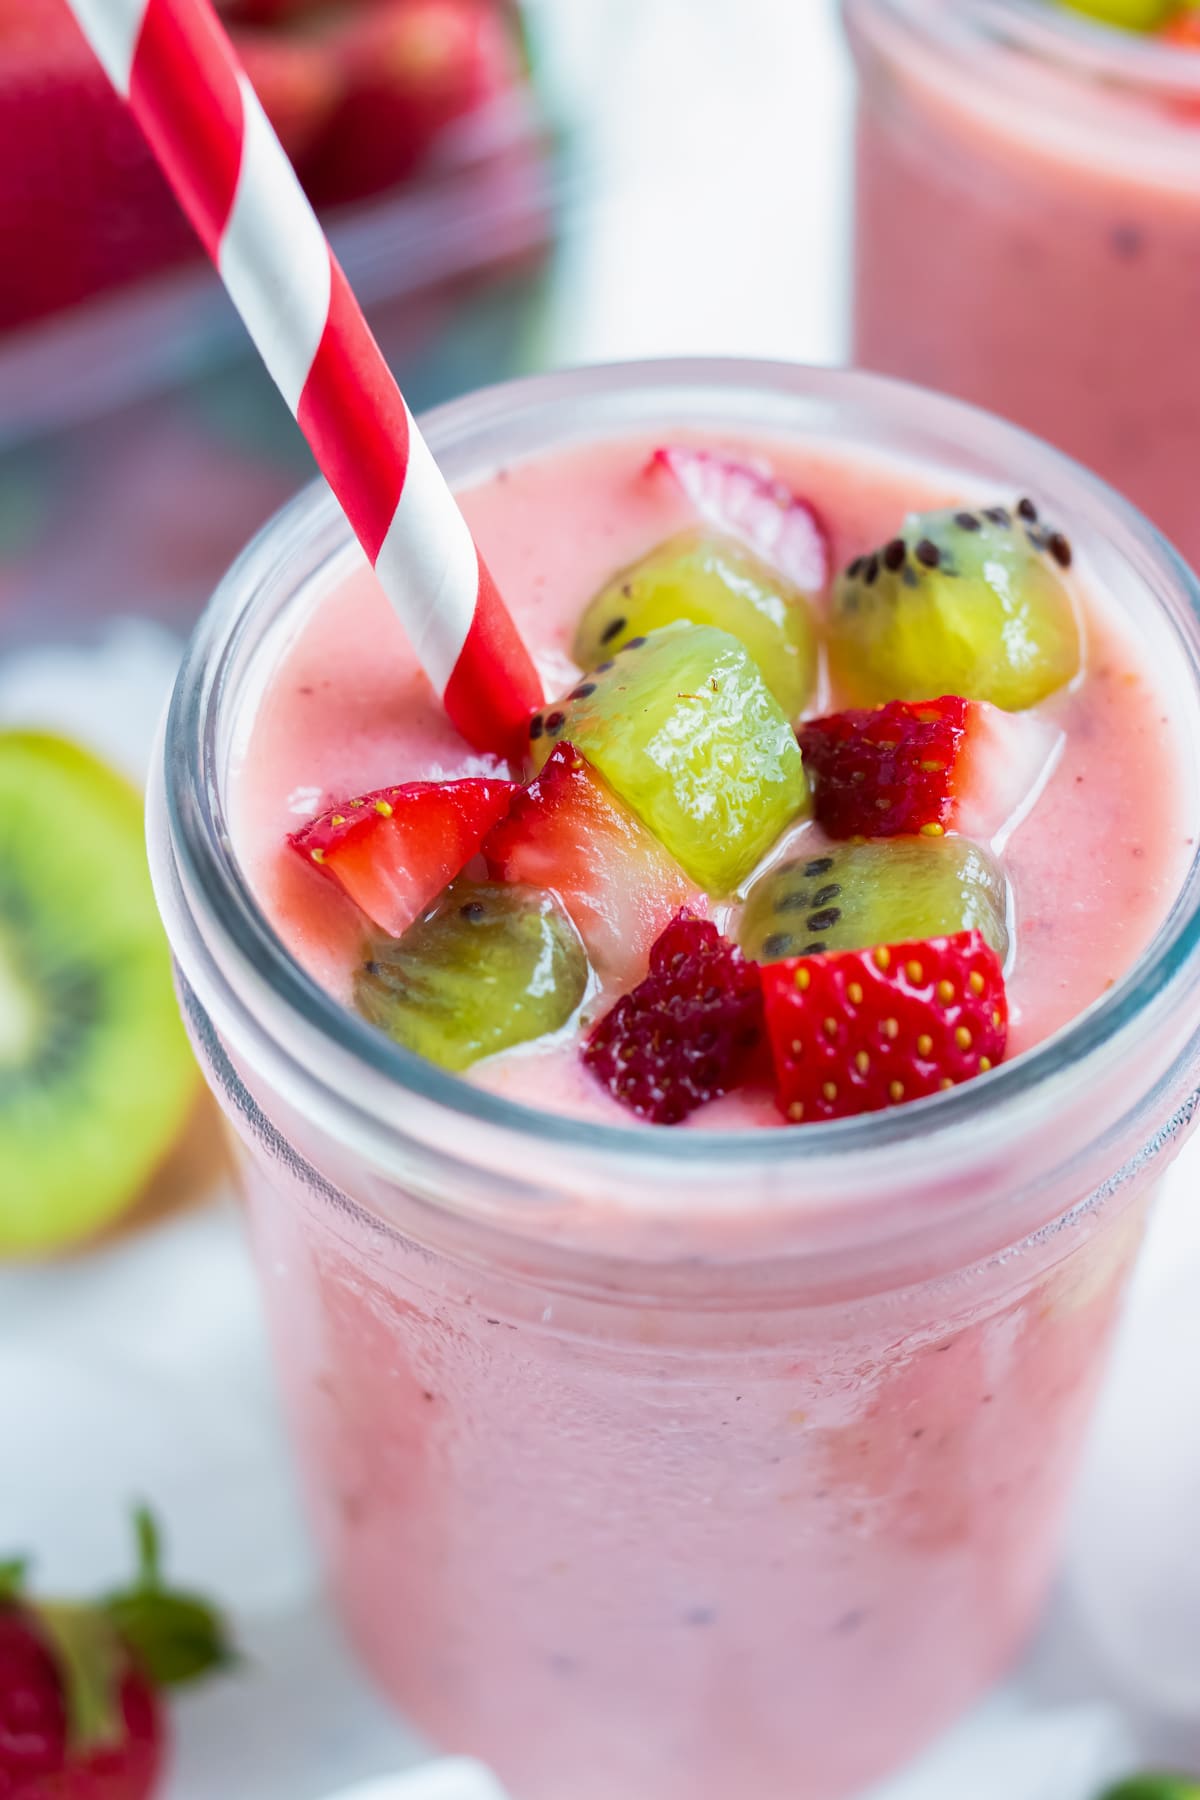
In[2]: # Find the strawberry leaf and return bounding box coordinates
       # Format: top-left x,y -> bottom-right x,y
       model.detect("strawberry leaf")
0,1559 -> 28,1602
102,1506 -> 235,1689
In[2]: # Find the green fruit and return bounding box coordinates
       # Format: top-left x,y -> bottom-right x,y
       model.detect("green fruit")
739,837 -> 1008,964
0,733 -> 198,1257
1058,0 -> 1175,28
354,881 -> 587,1072
830,502 -> 1081,712
530,622 -> 809,894
573,529 -> 818,718
1098,1781 -> 1200,1800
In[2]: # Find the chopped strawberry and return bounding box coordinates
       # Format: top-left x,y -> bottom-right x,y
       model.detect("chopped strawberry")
1162,8 -> 1200,45
483,743 -> 696,984
0,1510 -> 230,1800
799,696 -> 1062,844
583,914 -> 764,1124
761,931 -> 1007,1124
650,445 -> 830,593
291,777 -> 518,937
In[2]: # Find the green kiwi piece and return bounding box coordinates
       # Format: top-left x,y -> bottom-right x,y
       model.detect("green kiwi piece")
739,837 -> 1008,964
1058,0 -> 1174,28
530,621 -> 809,894
829,503 -> 1081,712
0,732 -> 198,1257
354,881 -> 588,1072
573,529 -> 818,718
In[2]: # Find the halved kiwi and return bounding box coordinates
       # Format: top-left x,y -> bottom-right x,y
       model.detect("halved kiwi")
0,733 -> 198,1256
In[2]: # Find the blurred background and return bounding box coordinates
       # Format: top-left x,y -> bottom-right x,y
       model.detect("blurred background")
3,2 -> 1199,1797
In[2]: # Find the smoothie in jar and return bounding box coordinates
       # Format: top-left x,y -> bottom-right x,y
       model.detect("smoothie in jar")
844,0 -> 1200,570
150,363 -> 1200,1800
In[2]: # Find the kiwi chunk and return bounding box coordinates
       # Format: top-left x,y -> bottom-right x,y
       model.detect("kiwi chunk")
1058,0 -> 1174,28
573,529 -> 818,718
531,621 -> 809,894
739,837 -> 1008,964
830,503 -> 1081,712
354,881 -> 587,1072
0,732 -> 198,1257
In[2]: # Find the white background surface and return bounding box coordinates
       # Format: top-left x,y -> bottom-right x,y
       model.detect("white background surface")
4,2 -> 1200,1797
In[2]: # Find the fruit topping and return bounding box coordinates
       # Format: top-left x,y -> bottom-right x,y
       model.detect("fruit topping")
483,743 -> 696,985
799,695 -> 1063,845
290,776 -> 518,938
354,881 -> 587,1071
829,502 -> 1081,712
1058,0 -> 1175,27
739,837 -> 1008,964
0,1509 -> 232,1800
650,446 -> 830,594
573,529 -> 818,718
529,622 -> 809,894
1162,7 -> 1200,48
583,914 -> 763,1124
761,931 -> 1007,1123
0,732 -> 199,1258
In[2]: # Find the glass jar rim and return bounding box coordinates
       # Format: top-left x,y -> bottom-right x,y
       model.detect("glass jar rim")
844,0 -> 1200,99
155,356 -> 1200,1197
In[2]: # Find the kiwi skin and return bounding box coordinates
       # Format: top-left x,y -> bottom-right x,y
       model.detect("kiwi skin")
0,732 -> 199,1258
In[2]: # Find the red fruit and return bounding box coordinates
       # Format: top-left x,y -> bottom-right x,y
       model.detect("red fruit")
0,1513 -> 230,1800
1163,9 -> 1200,45
217,0 -> 323,25
307,0 -> 521,208
799,696 -> 1062,844
483,743 -> 696,984
761,931 -> 1007,1125
0,0 -> 193,328
290,776 -> 518,937
236,29 -> 346,176
650,445 -> 830,593
584,914 -> 764,1124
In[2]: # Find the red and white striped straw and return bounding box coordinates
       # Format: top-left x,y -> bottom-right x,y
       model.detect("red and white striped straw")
66,0 -> 543,762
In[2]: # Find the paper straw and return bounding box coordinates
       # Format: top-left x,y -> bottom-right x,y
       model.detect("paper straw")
65,0 -> 543,761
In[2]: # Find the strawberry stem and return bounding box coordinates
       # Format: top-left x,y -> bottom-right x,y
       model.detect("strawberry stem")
37,1602 -> 126,1756
0,1559 -> 27,1602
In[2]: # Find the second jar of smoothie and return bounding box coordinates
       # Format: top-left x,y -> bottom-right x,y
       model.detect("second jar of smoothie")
844,0 -> 1200,570
150,361 -> 1200,1800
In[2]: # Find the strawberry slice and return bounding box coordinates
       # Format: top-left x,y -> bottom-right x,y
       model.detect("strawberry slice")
290,777 -> 518,937
650,446 -> 830,593
584,914 -> 764,1124
1163,8 -> 1200,45
799,696 -> 1062,845
483,743 -> 697,984
761,931 -> 1007,1124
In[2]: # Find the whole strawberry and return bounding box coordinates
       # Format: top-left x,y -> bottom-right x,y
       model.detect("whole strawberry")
0,1512 -> 232,1800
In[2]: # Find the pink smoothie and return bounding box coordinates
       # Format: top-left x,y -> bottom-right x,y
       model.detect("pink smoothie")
217,427 -> 1192,1800
846,0 -> 1200,570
